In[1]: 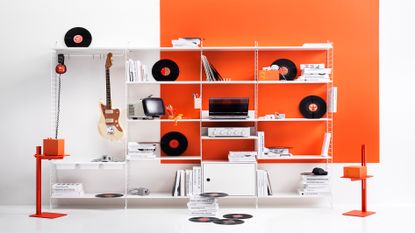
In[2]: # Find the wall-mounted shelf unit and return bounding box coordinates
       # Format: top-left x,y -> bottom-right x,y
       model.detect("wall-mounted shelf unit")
49,42 -> 335,208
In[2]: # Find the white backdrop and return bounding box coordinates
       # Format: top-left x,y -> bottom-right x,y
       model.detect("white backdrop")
0,0 -> 414,206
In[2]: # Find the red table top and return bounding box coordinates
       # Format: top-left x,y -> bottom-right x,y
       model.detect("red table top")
34,154 -> 69,160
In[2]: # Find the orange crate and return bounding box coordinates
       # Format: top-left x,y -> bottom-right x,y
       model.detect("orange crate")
259,70 -> 279,81
343,166 -> 367,179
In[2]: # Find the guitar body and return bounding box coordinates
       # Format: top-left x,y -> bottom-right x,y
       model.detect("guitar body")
98,102 -> 124,140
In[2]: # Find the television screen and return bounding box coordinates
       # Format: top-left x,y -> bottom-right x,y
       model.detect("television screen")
142,98 -> 165,117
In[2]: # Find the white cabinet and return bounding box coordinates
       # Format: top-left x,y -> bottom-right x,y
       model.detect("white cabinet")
202,162 -> 257,196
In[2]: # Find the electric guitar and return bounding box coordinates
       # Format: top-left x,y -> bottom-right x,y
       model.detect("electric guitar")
98,53 -> 124,140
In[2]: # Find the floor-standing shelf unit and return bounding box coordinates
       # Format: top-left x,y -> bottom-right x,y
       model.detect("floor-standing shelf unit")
50,43 -> 335,208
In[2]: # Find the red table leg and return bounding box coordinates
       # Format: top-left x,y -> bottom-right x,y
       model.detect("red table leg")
30,146 -> 67,219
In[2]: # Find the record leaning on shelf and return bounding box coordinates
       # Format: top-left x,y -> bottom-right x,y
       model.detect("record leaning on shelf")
152,59 -> 180,81
299,95 -> 327,119
160,131 -> 188,156
95,193 -> 124,198
64,27 -> 92,47
200,192 -> 229,198
271,58 -> 297,80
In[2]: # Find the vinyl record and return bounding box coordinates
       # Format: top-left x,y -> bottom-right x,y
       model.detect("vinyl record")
64,27 -> 92,47
223,213 -> 253,220
213,219 -> 244,225
200,192 -> 229,198
271,58 -> 297,80
189,217 -> 220,223
95,193 -> 123,198
160,131 -> 188,156
299,95 -> 327,119
152,59 -> 179,81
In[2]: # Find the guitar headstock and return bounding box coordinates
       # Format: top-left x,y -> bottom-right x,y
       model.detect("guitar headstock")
105,52 -> 113,69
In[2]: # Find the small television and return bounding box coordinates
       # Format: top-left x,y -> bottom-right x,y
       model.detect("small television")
128,97 -> 165,119
209,97 -> 249,119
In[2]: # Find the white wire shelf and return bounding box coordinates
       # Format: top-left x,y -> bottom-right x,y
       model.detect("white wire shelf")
127,155 -> 201,161
201,136 -> 258,140
257,155 -> 332,160
51,193 -> 126,199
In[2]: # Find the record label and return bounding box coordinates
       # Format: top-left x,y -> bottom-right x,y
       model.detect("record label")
271,58 -> 297,80
223,213 -> 253,219
299,95 -> 327,119
189,217 -> 219,223
213,219 -> 244,225
64,27 -> 92,47
160,131 -> 188,156
152,59 -> 179,81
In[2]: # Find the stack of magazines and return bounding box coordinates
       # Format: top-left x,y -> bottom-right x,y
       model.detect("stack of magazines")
201,55 -> 223,81
298,172 -> 330,196
187,195 -> 218,216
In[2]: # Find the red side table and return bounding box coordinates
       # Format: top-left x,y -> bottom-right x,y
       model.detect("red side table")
341,144 -> 375,217
30,146 -> 69,219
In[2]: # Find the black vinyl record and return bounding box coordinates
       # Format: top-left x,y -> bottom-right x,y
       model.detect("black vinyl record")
271,58 -> 297,80
189,217 -> 219,223
223,213 -> 253,220
152,59 -> 179,81
64,27 -> 92,47
213,219 -> 244,225
95,193 -> 123,198
299,95 -> 327,119
160,131 -> 188,156
200,192 -> 229,198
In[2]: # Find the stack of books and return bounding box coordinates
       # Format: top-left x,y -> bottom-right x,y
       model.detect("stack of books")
52,183 -> 84,197
298,172 -> 330,196
127,142 -> 156,159
172,167 -> 202,197
171,37 -> 201,47
297,64 -> 331,82
257,170 -> 272,197
187,195 -> 218,216
228,151 -> 257,162
126,59 -> 149,82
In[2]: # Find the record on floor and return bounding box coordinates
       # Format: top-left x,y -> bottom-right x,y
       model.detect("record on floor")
200,192 -> 229,198
95,193 -> 124,198
299,95 -> 327,119
212,219 -> 244,225
271,58 -> 297,80
223,213 -> 253,219
160,131 -> 188,156
152,59 -> 179,81
189,217 -> 220,223
64,27 -> 92,47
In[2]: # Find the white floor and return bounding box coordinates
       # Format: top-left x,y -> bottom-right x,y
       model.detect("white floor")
0,205 -> 414,233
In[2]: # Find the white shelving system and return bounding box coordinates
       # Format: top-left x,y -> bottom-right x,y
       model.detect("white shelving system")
49,43 -> 334,208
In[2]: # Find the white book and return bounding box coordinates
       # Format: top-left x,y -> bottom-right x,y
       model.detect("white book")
128,59 -> 134,82
265,171 -> 272,196
172,170 -> 180,196
192,166 -> 202,195
179,170 -> 185,197
321,132 -> 331,157
302,68 -> 332,75
256,131 -> 265,158
185,169 -> 192,196
300,64 -> 325,69
329,87 -> 337,113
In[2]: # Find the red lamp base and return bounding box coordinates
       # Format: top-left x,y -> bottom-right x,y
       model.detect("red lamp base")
342,210 -> 375,217
30,212 -> 67,219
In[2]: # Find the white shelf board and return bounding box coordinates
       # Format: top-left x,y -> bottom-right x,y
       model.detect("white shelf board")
201,136 -> 258,140
257,155 -> 332,160
201,118 -> 256,122
256,118 -> 331,122
126,193 -> 188,199
201,81 -> 256,84
127,118 -> 200,123
258,192 -> 331,199
258,80 -> 332,84
53,161 -> 126,170
127,155 -> 201,161
51,193 -> 125,199
128,47 -> 202,52
54,47 -> 125,55
127,81 -> 200,85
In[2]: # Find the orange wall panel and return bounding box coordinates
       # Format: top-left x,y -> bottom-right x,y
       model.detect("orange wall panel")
160,0 -> 379,163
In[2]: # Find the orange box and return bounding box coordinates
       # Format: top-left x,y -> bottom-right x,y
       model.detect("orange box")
259,70 -> 279,81
43,138 -> 65,156
343,166 -> 367,179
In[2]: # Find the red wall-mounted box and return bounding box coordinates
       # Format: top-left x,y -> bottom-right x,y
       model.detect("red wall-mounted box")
43,138 -> 65,156
343,166 -> 367,179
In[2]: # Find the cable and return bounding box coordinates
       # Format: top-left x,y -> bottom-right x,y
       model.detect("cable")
55,74 -> 62,139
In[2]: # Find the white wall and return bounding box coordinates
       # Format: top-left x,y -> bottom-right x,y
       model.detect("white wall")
0,0 -> 414,206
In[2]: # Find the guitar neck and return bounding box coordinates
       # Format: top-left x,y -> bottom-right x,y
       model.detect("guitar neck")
105,68 -> 112,109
